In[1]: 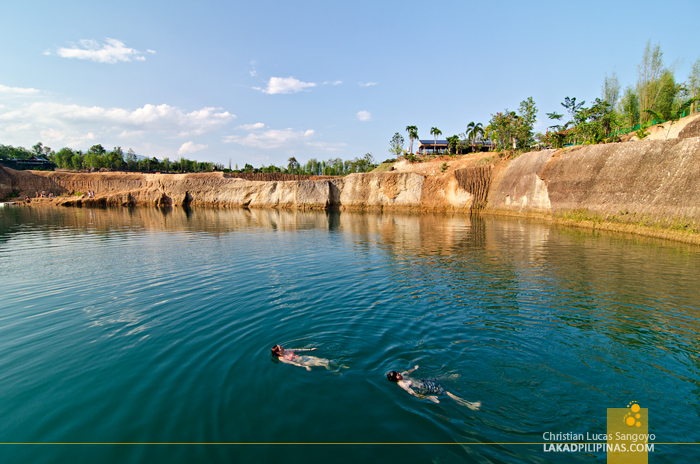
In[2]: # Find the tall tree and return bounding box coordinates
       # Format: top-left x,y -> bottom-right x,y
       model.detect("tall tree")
637,40 -> 668,123
389,132 -> 405,158
446,135 -> 460,155
405,125 -> 418,154
465,122 -> 484,151
602,71 -> 621,110
430,127 -> 442,155
619,86 -> 640,127
689,57 -> 700,114
517,97 -> 538,148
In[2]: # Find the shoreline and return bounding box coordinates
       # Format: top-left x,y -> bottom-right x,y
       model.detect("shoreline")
8,198 -> 700,247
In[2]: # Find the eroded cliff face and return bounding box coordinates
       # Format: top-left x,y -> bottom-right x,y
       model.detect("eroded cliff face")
487,137 -> 700,226
0,168 -> 479,211
3,136 -> 699,232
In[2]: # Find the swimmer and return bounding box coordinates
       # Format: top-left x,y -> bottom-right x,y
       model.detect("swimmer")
271,345 -> 333,371
387,365 -> 481,410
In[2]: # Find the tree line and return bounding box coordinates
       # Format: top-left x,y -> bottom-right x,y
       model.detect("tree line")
238,153 -> 378,176
391,40 -> 700,155
0,141 -> 379,176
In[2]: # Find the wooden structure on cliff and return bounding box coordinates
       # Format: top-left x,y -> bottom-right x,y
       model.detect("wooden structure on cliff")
454,166 -> 492,209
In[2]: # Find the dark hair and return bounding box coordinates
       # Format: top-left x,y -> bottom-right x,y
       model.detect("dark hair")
387,371 -> 402,382
271,345 -> 283,356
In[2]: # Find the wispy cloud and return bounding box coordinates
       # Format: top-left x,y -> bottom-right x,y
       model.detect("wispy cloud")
178,141 -> 208,154
223,127 -> 345,153
236,122 -> 266,130
356,111 -> 371,121
322,80 -> 343,85
0,102 -> 235,136
52,38 -> 151,64
0,100 -> 236,150
254,77 -> 316,95
223,129 -> 315,149
358,82 -> 377,87
0,84 -> 40,95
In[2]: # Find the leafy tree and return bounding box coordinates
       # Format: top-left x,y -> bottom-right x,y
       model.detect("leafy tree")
446,135 -> 460,155
430,127 -> 442,154
636,40 -> 678,123
689,57 -> 700,114
619,86 -> 640,128
32,142 -> 44,155
389,132 -> 405,157
561,97 -> 585,124
517,97 -> 537,148
108,146 -> 125,170
602,71 -> 621,110
486,112 -> 518,151
405,125 -> 418,154
126,148 -> 138,170
71,152 -> 84,170
287,157 -> 299,174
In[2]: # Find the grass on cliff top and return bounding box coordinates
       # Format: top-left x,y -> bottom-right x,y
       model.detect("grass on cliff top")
371,161 -> 396,173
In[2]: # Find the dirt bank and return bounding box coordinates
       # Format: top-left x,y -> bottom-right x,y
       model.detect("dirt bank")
3,129 -> 700,244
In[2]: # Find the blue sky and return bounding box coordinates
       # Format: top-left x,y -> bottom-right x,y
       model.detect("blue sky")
1,0 -> 698,167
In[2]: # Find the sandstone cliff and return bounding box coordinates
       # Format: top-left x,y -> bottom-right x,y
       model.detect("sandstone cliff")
2,134 -> 700,240
487,138 -> 700,229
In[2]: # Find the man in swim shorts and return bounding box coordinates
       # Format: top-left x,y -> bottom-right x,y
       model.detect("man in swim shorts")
387,365 -> 480,410
271,345 -> 333,371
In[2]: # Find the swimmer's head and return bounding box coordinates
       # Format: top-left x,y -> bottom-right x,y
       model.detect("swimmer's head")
387,371 -> 403,382
271,345 -> 283,357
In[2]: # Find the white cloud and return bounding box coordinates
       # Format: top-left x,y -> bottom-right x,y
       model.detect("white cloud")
333,80 -> 342,85
356,111 -> 371,121
223,127 -> 345,153
236,122 -> 266,130
38,128 -> 95,146
118,130 -> 145,138
55,38 -> 151,64
146,49 -> 156,54
223,129 -> 315,149
0,84 -> 40,94
254,76 -> 316,94
358,82 -> 377,87
0,102 -> 236,136
178,141 -> 208,154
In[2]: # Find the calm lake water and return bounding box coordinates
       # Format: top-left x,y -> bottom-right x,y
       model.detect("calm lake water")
1,205 -> 699,463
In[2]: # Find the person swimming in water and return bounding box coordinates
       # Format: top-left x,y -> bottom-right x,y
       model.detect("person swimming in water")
271,345 -> 333,371
387,365 -> 481,410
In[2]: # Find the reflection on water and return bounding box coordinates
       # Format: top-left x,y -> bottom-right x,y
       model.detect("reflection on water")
1,205 -> 699,463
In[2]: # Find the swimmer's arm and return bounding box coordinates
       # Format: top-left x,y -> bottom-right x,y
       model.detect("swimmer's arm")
402,365 -> 419,375
291,347 -> 317,352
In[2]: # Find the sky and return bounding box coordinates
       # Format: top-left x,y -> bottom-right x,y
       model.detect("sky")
1,0 -> 699,168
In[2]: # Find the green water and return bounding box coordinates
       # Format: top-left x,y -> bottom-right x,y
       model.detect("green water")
1,206 -> 699,463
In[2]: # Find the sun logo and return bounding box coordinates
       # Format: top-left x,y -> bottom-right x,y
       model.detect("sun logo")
623,401 -> 642,427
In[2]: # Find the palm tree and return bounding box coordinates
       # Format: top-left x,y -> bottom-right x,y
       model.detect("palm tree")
466,121 -> 484,151
465,122 -> 484,152
405,125 -> 418,154
430,127 -> 442,155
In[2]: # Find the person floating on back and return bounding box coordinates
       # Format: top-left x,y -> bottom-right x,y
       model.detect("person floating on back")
387,365 -> 481,410
271,345 -> 333,371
